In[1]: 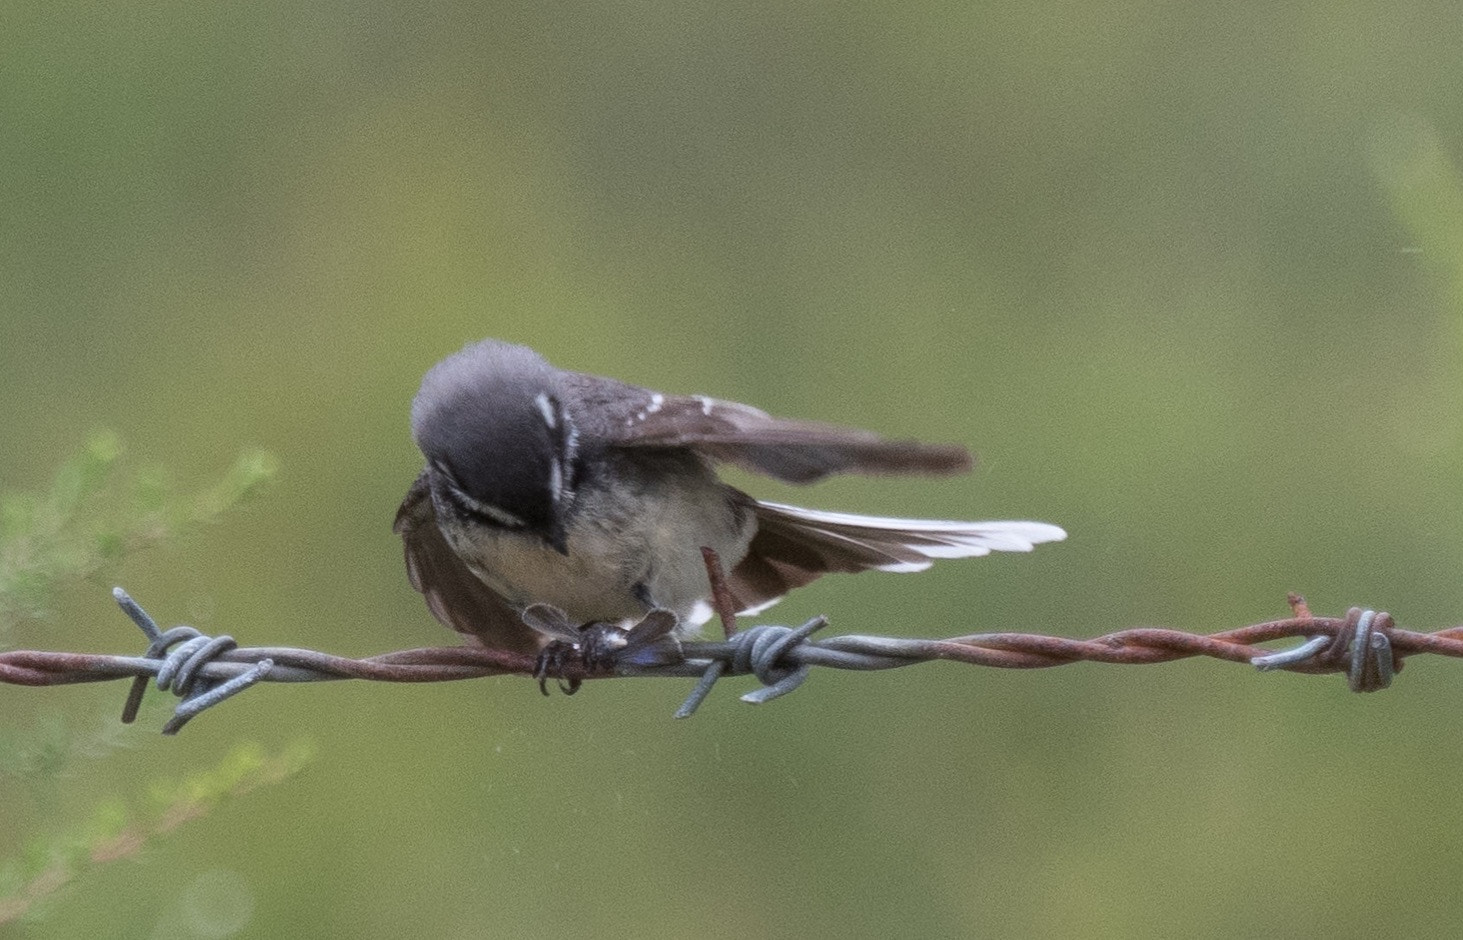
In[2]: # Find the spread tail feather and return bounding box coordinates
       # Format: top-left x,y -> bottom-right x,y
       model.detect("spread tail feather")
726,501 -> 1065,614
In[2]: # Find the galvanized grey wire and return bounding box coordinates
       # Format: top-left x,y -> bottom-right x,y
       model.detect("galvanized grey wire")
114,588 -> 278,735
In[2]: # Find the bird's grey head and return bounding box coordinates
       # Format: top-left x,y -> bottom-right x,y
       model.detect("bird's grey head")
411,339 -> 578,553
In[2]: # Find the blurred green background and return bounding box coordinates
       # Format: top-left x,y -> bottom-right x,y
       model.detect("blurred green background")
3,1 -> 1463,937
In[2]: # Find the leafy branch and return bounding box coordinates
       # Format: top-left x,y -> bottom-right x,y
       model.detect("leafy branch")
0,435 -> 295,926
0,430 -> 276,633
0,741 -> 313,925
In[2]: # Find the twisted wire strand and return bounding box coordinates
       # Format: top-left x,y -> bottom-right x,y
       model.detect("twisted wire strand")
0,589 -> 1456,733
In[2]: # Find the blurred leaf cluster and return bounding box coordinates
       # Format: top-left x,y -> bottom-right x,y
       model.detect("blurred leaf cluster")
0,431 -> 278,637
0,740 -> 313,926
0,437 -> 302,929
0,706 -> 158,798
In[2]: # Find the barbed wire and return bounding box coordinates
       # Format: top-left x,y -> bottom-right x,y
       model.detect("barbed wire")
1,588 -> 1458,734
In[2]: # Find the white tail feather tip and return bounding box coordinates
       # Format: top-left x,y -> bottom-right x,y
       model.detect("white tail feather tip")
757,501 -> 1066,556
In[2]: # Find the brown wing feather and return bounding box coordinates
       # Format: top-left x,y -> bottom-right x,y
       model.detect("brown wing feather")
562,372 -> 971,484
725,503 -> 912,612
394,472 -> 544,653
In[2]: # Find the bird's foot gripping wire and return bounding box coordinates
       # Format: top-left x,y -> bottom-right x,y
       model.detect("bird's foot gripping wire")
522,605 -> 684,695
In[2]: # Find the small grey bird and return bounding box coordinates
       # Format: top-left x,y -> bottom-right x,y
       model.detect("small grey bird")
396,339 -> 1065,654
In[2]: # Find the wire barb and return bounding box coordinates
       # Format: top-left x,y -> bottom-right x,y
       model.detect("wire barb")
674,617 -> 828,718
1250,607 -> 1397,693
113,589 -> 273,733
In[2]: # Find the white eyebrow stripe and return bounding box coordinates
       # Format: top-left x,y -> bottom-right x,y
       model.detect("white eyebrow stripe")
548,456 -> 564,504
476,500 -> 528,528
431,460 -> 530,529
534,392 -> 557,428
563,418 -> 578,459
454,486 -> 529,529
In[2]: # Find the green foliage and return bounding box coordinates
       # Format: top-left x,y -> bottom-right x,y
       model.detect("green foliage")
0,432 -> 278,636
0,699 -> 171,800
0,740 -> 315,925
0,434 -> 280,790
0,436 -> 296,928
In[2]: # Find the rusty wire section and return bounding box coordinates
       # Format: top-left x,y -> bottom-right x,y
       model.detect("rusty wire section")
1,589 -> 1459,734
